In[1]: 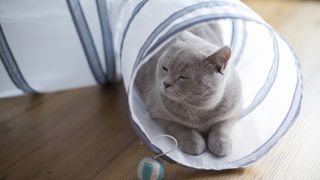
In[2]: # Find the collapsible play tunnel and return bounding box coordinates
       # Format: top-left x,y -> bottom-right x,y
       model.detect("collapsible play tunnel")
122,0 -> 303,170
0,0 -> 302,170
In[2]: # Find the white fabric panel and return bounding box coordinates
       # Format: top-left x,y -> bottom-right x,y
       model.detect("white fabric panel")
108,0 -> 142,80
237,22 -> 275,110
80,0 -> 106,73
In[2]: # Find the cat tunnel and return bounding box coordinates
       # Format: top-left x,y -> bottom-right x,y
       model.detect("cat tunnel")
0,0 -> 302,170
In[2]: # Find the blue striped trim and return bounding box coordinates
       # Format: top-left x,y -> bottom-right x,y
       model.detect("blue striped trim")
119,0 -> 148,62
230,20 -> 237,49
96,0 -> 116,82
229,20 -> 247,65
233,20 -> 247,65
66,0 -> 107,84
0,25 -> 36,93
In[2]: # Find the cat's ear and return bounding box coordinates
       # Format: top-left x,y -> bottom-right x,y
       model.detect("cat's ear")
205,46 -> 231,74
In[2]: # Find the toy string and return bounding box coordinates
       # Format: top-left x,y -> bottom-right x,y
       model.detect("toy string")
150,134 -> 178,160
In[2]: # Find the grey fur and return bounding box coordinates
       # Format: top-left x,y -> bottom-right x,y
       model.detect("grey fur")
135,24 -> 242,156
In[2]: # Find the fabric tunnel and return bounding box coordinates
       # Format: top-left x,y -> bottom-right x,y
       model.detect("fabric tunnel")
0,0 -> 303,170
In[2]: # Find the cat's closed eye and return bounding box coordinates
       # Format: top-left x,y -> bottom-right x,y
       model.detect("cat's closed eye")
178,76 -> 189,80
162,66 -> 168,72
216,66 -> 223,75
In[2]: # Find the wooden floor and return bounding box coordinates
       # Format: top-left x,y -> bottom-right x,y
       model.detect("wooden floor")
1,1 -> 320,179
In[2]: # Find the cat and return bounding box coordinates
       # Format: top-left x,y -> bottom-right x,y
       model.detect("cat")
135,23 -> 242,156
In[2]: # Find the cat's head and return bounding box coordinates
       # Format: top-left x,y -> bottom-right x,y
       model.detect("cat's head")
156,32 -> 231,107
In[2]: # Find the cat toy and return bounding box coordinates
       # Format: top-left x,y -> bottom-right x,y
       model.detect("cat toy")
138,135 -> 178,180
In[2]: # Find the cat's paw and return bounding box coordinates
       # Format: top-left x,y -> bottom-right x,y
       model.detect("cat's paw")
179,139 -> 206,156
208,134 -> 232,157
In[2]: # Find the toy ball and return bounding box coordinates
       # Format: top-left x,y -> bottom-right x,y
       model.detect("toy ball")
138,157 -> 164,180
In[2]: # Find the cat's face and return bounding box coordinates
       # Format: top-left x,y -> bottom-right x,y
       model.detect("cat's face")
156,33 -> 231,106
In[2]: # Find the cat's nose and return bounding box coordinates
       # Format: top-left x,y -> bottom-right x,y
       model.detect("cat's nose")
163,81 -> 171,88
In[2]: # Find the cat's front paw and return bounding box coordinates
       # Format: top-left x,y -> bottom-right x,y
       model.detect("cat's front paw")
179,139 -> 206,156
208,134 -> 232,157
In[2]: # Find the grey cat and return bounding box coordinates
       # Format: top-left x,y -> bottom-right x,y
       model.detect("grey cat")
135,24 -> 242,156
